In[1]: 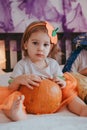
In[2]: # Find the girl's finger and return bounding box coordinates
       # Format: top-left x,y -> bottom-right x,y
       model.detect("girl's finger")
27,79 -> 40,87
23,82 -> 33,90
28,75 -> 42,82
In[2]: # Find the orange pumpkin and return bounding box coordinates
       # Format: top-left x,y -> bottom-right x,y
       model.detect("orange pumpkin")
20,79 -> 62,114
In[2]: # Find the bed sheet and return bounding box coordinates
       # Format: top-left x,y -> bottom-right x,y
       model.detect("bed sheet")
0,72 -> 87,130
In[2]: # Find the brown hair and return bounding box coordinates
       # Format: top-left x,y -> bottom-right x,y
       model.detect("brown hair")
21,21 -> 61,61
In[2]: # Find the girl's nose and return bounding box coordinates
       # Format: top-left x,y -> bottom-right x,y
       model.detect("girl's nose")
37,44 -> 44,50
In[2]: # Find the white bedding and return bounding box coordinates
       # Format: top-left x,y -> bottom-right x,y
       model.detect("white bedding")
0,72 -> 87,130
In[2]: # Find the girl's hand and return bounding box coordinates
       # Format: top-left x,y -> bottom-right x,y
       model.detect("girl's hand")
53,77 -> 66,88
9,74 -> 42,90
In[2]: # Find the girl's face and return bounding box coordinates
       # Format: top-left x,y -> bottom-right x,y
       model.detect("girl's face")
24,31 -> 51,62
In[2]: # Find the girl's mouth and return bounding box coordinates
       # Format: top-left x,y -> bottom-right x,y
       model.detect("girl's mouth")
36,54 -> 44,57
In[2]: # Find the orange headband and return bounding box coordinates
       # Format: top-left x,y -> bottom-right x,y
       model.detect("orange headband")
28,21 -> 58,44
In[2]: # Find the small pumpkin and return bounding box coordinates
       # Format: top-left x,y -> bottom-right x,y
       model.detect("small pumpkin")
20,79 -> 62,114
72,72 -> 87,104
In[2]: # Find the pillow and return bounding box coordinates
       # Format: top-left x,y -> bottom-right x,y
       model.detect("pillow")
72,72 -> 87,104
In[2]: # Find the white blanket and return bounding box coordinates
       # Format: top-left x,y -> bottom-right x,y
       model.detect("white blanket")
0,72 -> 87,130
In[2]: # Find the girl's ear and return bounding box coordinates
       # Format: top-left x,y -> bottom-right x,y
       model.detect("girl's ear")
24,42 -> 28,50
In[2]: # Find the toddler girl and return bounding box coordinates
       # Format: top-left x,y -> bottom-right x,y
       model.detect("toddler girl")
0,21 -> 87,121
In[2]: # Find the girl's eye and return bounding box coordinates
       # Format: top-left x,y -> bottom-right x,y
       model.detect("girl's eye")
32,42 -> 38,45
44,43 -> 50,47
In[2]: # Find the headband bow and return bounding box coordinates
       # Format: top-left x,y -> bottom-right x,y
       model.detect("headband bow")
45,21 -> 58,44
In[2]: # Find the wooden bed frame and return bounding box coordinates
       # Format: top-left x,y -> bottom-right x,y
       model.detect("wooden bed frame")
0,33 -> 81,72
